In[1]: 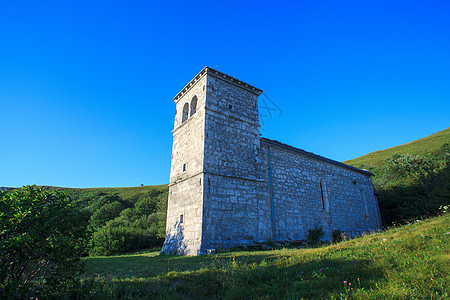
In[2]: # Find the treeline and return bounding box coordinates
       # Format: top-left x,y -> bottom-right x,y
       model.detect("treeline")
65,186 -> 168,256
361,143 -> 450,226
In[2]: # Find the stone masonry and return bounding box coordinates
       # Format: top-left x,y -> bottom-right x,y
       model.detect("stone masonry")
161,67 -> 382,255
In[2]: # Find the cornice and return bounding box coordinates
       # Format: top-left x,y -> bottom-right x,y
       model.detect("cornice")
173,67 -> 263,103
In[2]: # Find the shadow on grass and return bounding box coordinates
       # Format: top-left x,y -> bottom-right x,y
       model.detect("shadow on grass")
83,252 -> 281,280
82,255 -> 382,299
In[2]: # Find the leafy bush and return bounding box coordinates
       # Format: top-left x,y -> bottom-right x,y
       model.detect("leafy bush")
0,186 -> 86,298
89,222 -> 163,256
331,229 -> 343,243
45,185 -> 169,257
87,190 -> 169,256
153,191 -> 169,238
370,150 -> 450,225
383,153 -> 437,182
307,226 -> 324,244
90,201 -> 124,228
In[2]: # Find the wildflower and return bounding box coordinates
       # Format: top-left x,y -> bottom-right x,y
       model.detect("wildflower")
343,281 -> 347,284
349,283 -> 352,286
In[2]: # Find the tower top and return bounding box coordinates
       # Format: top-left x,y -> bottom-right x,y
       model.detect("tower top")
173,66 -> 263,102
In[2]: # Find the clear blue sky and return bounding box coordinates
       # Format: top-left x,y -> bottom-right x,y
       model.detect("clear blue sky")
1,1 -> 449,188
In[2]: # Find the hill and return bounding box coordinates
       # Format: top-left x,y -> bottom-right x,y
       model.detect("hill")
344,127 -> 450,168
78,212 -> 449,299
342,127 -> 450,226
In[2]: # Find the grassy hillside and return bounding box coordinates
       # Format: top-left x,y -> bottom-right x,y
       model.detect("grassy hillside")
342,127 -> 450,226
344,127 -> 450,168
78,212 -> 449,299
56,184 -> 168,207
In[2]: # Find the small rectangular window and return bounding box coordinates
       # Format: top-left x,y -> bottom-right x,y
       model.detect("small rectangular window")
320,182 -> 325,210
320,180 -> 329,212
180,214 -> 184,224
182,163 -> 186,172
361,189 -> 369,216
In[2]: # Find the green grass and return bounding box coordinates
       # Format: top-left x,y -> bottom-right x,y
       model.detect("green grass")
79,213 -> 450,299
58,184 -> 168,201
344,127 -> 450,168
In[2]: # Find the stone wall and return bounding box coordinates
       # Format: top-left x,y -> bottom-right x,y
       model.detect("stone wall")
162,174 -> 204,255
260,139 -> 381,241
201,174 -> 267,251
203,71 -> 261,179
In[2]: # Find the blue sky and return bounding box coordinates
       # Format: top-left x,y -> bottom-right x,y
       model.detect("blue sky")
1,1 -> 449,188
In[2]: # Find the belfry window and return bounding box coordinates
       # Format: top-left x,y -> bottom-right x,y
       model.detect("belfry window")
182,102 -> 189,123
190,96 -> 198,117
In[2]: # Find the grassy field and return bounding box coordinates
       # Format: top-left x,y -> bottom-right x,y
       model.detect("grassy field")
80,212 -> 450,299
344,127 -> 450,168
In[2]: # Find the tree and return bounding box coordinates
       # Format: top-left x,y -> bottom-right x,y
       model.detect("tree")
89,200 -> 124,229
0,186 -> 86,298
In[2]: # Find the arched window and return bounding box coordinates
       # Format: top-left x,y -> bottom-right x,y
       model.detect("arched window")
190,96 -> 198,117
182,102 -> 189,123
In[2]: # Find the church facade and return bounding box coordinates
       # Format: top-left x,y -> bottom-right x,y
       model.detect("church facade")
161,67 -> 381,255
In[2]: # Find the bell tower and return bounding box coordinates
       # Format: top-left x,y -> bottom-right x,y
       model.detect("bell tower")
161,67 -> 264,255
161,68 -> 208,255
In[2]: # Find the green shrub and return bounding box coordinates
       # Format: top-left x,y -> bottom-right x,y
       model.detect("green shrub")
307,226 -> 324,244
331,229 -> 343,243
91,194 -> 124,211
90,201 -> 124,228
62,186 -> 169,256
372,151 -> 450,226
89,223 -> 163,256
87,191 -> 168,256
0,186 -> 86,299
383,153 -> 437,182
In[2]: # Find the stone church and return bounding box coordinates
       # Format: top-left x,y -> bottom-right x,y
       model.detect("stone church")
161,67 -> 382,255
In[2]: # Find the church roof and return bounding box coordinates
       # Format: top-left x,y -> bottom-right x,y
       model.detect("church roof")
173,66 -> 263,102
261,138 -> 374,177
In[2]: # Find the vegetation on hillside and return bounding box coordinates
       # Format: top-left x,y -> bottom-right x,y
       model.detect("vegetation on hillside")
344,127 -> 450,167
76,211 -> 450,299
59,185 -> 169,256
345,128 -> 450,226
